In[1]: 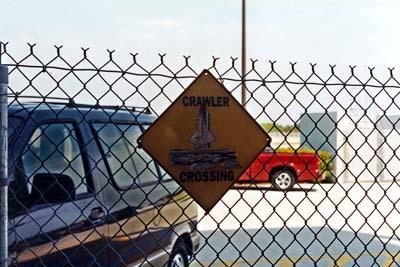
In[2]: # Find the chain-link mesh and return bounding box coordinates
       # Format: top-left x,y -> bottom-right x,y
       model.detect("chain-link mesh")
2,42 -> 400,267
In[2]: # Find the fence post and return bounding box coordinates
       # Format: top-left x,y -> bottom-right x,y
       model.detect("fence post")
0,65 -> 8,267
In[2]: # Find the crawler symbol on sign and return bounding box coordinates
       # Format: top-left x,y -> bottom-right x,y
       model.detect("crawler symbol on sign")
170,103 -> 240,171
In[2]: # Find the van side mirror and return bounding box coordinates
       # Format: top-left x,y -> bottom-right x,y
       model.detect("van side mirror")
30,173 -> 76,205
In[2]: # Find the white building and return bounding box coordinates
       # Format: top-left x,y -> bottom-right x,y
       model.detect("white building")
268,131 -> 301,150
299,111 -> 398,183
376,115 -> 400,182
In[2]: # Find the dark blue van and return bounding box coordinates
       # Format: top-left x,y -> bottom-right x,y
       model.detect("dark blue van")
7,102 -> 200,267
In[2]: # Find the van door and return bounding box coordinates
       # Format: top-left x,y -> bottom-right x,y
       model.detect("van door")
92,122 -> 168,266
10,122 -> 108,267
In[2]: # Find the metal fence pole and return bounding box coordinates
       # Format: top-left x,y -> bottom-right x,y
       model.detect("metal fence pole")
0,65 -> 8,267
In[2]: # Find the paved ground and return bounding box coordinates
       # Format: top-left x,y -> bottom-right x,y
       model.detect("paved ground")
191,182 -> 400,266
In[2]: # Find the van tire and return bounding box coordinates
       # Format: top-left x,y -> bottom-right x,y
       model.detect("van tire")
169,242 -> 189,267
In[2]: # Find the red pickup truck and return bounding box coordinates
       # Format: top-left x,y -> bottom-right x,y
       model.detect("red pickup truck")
239,150 -> 321,190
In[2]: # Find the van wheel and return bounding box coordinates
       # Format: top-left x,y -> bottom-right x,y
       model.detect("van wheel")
271,170 -> 296,191
169,242 -> 189,267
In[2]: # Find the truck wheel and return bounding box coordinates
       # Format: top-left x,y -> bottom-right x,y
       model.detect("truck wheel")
271,170 -> 296,191
169,242 -> 189,267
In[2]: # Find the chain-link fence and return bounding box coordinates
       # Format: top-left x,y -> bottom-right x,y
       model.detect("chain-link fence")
1,42 -> 400,266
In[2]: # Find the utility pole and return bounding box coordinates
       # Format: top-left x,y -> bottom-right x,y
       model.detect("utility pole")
241,0 -> 247,108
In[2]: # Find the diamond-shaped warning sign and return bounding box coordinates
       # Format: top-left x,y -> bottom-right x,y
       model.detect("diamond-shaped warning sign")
138,70 -> 270,212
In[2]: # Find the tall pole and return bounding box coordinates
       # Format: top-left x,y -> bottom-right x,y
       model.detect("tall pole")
241,0 -> 247,108
0,65 -> 8,267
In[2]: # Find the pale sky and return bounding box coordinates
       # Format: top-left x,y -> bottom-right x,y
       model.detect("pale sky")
2,0 -> 400,66
2,0 -> 400,123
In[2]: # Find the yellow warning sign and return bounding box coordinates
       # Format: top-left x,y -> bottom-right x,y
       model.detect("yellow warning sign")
138,70 -> 271,212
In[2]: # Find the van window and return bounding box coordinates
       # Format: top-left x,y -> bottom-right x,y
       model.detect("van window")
22,123 -> 88,195
141,124 -> 172,181
93,123 -> 159,188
